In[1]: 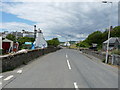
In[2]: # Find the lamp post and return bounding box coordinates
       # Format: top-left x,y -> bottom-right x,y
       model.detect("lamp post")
102,1 -> 112,63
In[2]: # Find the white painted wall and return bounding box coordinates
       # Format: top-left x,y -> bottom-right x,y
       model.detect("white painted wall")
35,31 -> 47,48
0,36 -> 2,49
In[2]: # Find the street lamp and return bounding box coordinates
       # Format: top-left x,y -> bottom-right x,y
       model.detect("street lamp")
102,1 -> 112,63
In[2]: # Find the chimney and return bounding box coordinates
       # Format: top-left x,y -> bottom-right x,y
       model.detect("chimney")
22,29 -> 25,33
38,28 -> 42,33
34,25 -> 37,38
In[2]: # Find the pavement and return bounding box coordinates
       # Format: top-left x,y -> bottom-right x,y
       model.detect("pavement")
0,49 -> 118,88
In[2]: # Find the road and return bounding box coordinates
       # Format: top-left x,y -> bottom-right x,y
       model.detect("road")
1,49 -> 118,88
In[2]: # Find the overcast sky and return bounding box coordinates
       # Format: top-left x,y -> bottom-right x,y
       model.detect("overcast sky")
0,0 -> 119,41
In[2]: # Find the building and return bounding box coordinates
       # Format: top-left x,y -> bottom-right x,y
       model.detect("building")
103,37 -> 120,51
64,41 -> 70,46
11,31 -> 23,38
1,31 -> 9,38
34,29 -> 47,48
22,30 -> 34,38
2,38 -> 14,53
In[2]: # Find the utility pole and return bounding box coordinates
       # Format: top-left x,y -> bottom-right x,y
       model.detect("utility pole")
102,1 -> 112,63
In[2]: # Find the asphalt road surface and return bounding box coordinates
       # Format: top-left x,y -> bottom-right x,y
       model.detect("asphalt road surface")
1,49 -> 118,88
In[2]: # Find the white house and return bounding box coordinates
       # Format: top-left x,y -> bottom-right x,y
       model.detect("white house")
22,30 -> 34,38
34,30 -> 47,48
64,41 -> 70,46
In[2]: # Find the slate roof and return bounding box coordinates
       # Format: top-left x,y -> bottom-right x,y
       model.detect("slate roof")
103,37 -> 120,44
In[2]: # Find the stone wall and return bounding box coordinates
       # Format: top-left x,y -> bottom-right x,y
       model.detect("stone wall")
1,47 -> 61,72
81,49 -> 105,60
81,49 -> 120,66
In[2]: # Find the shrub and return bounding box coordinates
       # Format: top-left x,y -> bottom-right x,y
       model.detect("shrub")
111,49 -> 120,55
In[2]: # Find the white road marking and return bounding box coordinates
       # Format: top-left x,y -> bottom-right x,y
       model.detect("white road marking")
4,75 -> 14,81
67,60 -> 71,70
17,70 -> 22,74
74,82 -> 79,89
79,51 -> 82,53
66,54 -> 68,58
0,76 -> 3,79
0,82 -> 2,85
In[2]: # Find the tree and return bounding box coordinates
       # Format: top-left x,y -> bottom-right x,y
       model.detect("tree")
85,31 -> 103,45
47,38 -> 60,47
77,41 -> 90,48
77,26 -> 120,50
6,34 -> 16,42
111,26 -> 120,37
18,37 -> 35,46
76,43 -> 80,47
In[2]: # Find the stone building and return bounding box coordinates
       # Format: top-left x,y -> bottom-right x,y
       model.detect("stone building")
103,37 -> 120,51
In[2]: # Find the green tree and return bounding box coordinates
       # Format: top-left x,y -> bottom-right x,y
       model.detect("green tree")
47,38 -> 60,47
18,37 -> 35,46
111,26 -> 120,37
78,41 -> 90,48
85,31 -> 103,45
76,43 -> 80,47
77,26 -> 120,50
6,34 -> 16,42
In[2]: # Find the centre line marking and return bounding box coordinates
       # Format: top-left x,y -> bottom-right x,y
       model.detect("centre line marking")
66,54 -> 68,58
67,60 -> 71,70
74,82 -> 79,89
17,70 -> 22,74
4,75 -> 14,81
0,76 -> 3,79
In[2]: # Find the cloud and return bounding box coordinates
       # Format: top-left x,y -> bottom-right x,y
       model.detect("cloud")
0,22 -> 33,32
1,1 -> 119,41
2,0 -> 119,2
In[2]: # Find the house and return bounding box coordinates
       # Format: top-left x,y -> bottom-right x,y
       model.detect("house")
2,38 -> 14,53
64,41 -> 70,46
34,30 -> 48,48
22,30 -> 34,38
11,31 -> 23,38
103,37 -> 120,51
1,31 -> 9,38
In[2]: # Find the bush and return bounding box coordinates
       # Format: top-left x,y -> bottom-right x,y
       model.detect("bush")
102,59 -> 105,63
111,49 -> 120,55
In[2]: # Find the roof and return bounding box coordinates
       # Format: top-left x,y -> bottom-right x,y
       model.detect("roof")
118,38 -> 120,43
103,37 -> 120,44
2,38 -> 13,43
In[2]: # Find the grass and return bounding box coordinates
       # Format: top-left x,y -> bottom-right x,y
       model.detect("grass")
69,44 -> 78,49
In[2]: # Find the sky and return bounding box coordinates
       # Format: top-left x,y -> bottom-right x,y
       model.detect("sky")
0,0 -> 119,41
